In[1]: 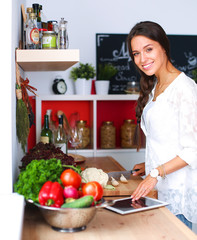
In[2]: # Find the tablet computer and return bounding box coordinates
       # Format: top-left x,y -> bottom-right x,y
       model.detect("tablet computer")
105,197 -> 168,215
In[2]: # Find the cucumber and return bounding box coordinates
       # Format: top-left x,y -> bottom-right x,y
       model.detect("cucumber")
61,195 -> 94,208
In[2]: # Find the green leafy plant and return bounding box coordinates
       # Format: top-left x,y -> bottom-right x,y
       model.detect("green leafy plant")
70,63 -> 96,81
97,63 -> 118,80
14,158 -> 63,202
192,68 -> 197,83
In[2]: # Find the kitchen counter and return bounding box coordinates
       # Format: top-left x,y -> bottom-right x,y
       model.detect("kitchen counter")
21,156 -> 197,240
80,156 -> 157,198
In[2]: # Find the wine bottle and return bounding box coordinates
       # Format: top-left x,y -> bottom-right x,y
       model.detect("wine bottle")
32,3 -> 42,29
40,115 -> 53,144
54,115 -> 68,154
46,109 -> 57,137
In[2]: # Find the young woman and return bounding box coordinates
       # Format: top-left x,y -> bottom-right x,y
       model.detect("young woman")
127,21 -> 197,229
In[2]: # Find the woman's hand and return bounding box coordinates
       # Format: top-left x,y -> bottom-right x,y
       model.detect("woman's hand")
131,175 -> 158,201
133,163 -> 145,176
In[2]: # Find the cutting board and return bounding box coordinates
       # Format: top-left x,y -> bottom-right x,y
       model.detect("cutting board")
103,177 -> 139,196
103,176 -> 157,199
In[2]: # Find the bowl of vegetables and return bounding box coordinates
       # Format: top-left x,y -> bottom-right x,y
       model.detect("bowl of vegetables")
14,157 -> 114,232
34,169 -> 114,232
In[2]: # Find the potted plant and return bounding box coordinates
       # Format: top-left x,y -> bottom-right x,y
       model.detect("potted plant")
192,68 -> 197,83
70,63 -> 96,95
96,63 -> 118,94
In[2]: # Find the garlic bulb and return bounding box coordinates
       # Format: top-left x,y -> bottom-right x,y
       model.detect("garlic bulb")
111,176 -> 119,186
120,174 -> 128,183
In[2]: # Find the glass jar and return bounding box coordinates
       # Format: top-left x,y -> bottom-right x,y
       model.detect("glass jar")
42,31 -> 57,49
120,119 -> 136,148
47,20 -> 58,33
76,120 -> 90,149
39,28 -> 47,49
126,81 -> 140,94
100,121 -> 116,149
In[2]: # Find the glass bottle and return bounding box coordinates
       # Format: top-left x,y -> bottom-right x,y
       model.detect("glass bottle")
32,3 -> 42,29
46,109 -> 56,141
100,121 -> 116,149
57,18 -> 69,49
40,115 -> 53,144
23,7 -> 34,49
26,13 -> 39,49
54,115 -> 67,154
120,119 -> 136,148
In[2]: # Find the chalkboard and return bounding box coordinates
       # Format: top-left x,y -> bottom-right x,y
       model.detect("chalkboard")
96,33 -> 197,94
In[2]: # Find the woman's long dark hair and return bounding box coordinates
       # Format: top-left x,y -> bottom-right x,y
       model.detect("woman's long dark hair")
127,21 -> 172,150
127,21 -> 171,122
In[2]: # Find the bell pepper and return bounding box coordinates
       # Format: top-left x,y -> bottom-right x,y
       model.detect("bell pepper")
38,181 -> 64,208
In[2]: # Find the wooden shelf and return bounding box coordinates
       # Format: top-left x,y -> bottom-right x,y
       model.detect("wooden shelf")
16,49 -> 80,71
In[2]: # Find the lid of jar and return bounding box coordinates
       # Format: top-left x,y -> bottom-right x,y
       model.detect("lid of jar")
77,120 -> 87,124
47,20 -> 58,24
103,121 -> 113,125
43,31 -> 56,34
60,17 -> 67,22
39,28 -> 48,32
27,7 -> 33,13
124,119 -> 135,123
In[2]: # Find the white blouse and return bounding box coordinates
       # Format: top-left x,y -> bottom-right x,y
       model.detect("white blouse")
141,72 -> 197,223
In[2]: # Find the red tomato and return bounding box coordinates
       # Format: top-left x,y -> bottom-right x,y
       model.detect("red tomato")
77,189 -> 83,198
60,169 -> 81,189
82,181 -> 103,201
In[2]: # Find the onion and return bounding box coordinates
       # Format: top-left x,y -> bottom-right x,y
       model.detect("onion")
63,186 -> 79,199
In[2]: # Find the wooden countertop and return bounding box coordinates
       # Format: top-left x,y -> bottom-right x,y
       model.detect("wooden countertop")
21,156 -> 197,240
22,204 -> 196,240
79,156 -> 126,171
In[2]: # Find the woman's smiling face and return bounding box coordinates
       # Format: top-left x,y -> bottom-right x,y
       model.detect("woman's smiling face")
131,35 -> 167,77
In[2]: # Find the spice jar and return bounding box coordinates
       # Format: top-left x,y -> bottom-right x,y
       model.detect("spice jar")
100,121 -> 116,149
120,119 -> 136,148
77,120 -> 90,149
42,31 -> 57,49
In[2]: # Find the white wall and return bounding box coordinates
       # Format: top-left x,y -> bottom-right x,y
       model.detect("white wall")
25,0 -> 197,95
0,0 -> 24,194
0,1 -> 13,194
12,0 -> 27,187
0,0 -> 26,194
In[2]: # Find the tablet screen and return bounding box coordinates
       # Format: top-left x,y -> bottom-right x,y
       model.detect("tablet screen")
105,197 -> 168,215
